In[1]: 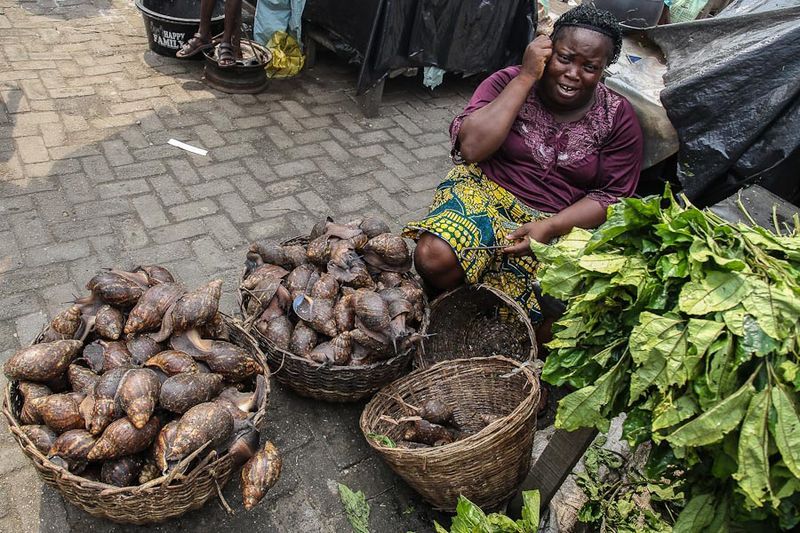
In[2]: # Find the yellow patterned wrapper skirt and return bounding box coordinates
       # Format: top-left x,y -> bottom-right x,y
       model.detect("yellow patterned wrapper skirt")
403,163 -> 550,324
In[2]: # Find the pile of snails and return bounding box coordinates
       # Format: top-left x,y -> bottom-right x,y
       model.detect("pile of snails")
4,266 -> 280,511
242,217 -> 426,366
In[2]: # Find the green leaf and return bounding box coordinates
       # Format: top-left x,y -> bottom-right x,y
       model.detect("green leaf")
629,313 -> 687,401
741,314 -> 780,356
673,493 -> 716,533
578,253 -> 628,274
366,433 -> 396,448
486,514 -> 522,531
555,356 -> 627,432
449,496 -> 487,533
622,407 -> 652,446
657,253 -> 690,279
771,385 -> 800,479
652,395 -> 699,432
734,388 -> 772,507
678,270 -> 750,315
742,279 -> 800,340
518,490 -> 540,533
667,380 -> 755,447
338,483 -> 370,533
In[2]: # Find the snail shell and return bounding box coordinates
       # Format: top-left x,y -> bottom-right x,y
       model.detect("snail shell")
305,235 -> 332,265
281,245 -> 308,269
42,305 -> 82,342
159,373 -> 224,413
162,279 -> 223,339
124,283 -> 184,336
94,305 -> 124,340
328,240 -> 358,270
217,375 -> 267,414
31,392 -> 86,433
167,402 -> 234,461
201,312 -> 229,341
359,217 -> 390,239
153,420 -> 179,473
241,441 -> 282,511
138,459 -> 160,484
308,342 -> 335,364
49,429 -> 96,461
362,233 -> 412,272
353,290 -> 391,332
100,340 -> 133,371
242,265 -> 290,291
126,336 -> 163,366
18,382 -> 52,425
333,294 -> 355,334
377,271 -> 404,289
194,342 -> 261,383
134,264 -> 175,285
251,242 -> 286,267
245,278 -> 282,317
228,426 -> 260,467
21,425 -> 57,455
285,264 -> 317,298
308,298 -> 338,338
310,273 -> 338,300
289,322 -> 317,356
101,456 -> 144,487
86,271 -> 145,308
4,340 -> 83,382
309,217 -> 332,240
145,350 -> 199,376
330,332 -> 352,365
259,315 -> 293,351
117,369 -> 161,429
88,367 -> 129,435
87,416 -> 160,461
67,365 -> 98,394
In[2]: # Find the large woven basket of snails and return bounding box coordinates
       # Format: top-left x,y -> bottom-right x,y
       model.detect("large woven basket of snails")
2,266 -> 282,524
417,284 -> 537,369
239,216 -> 429,402
360,356 -> 540,511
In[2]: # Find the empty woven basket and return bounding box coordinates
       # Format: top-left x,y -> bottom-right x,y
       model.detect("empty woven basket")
418,285 -> 537,368
360,356 -> 539,511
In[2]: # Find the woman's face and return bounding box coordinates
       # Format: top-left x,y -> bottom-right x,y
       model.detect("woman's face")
539,27 -> 612,112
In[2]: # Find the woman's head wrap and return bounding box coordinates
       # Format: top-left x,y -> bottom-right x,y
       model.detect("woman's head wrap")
552,4 -> 623,65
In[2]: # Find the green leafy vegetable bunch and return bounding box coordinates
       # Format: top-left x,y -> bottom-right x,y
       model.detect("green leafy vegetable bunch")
434,490 -> 540,533
532,189 -> 800,530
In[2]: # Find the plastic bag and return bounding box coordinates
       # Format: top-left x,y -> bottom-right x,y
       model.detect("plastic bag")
668,0 -> 711,22
265,31 -> 305,78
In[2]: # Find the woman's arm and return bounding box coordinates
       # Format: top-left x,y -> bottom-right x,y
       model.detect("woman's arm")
503,197 -> 607,255
457,36 -> 553,163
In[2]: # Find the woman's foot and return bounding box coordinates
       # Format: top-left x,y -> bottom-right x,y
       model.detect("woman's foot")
216,42 -> 236,68
176,33 -> 212,58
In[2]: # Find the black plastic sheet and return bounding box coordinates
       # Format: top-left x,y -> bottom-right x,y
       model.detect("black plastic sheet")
647,4 -> 800,206
302,0 -> 536,94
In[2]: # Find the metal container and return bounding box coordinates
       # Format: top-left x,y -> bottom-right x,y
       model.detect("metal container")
202,41 -> 272,94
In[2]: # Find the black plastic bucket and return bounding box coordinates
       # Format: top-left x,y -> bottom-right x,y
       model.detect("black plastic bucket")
135,0 -> 226,57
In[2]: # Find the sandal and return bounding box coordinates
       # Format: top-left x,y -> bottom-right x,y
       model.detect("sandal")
176,33 -> 213,59
216,42 -> 236,68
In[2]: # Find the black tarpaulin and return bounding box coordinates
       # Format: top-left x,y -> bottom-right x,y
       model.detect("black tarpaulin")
647,4 -> 800,206
302,0 -> 536,94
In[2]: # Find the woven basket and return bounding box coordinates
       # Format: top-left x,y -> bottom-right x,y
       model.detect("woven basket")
418,284 -> 537,368
2,316 -> 270,525
360,356 -> 539,511
240,236 -> 429,403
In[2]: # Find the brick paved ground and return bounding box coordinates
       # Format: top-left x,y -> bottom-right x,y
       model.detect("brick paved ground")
0,0 -> 484,530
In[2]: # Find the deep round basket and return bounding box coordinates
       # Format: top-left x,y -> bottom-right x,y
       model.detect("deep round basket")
2,316 -> 270,525
360,356 -> 540,511
135,0 -> 225,57
240,236 -> 429,403
418,285 -> 537,369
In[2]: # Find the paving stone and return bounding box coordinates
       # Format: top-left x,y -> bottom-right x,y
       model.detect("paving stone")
169,199 -> 218,222
131,194 -> 169,228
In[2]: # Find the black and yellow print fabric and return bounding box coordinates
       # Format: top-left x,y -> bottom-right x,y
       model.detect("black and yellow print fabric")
403,164 -> 549,325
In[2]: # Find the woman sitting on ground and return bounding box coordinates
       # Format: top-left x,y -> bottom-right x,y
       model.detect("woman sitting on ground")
404,5 -> 643,331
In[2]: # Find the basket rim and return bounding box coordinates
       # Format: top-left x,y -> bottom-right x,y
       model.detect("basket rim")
3,313 -> 270,495
359,355 -> 539,457
239,234 -> 431,376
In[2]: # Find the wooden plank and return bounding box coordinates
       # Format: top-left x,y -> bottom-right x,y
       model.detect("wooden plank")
357,78 -> 385,118
508,426 -> 597,515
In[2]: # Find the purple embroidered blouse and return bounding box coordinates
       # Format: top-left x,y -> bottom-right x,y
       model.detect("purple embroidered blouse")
451,66 -> 644,213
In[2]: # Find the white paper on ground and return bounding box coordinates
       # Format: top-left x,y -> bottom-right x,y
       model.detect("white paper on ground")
167,138 -> 208,156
